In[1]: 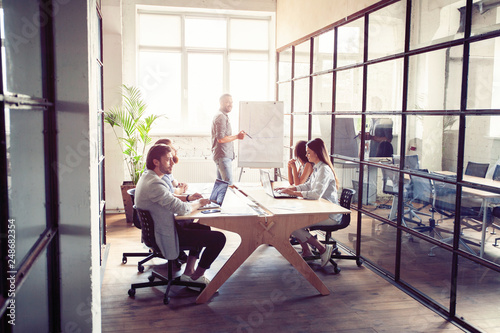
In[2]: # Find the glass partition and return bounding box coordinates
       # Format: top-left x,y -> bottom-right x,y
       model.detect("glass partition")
294,40 -> 310,78
400,239 -> 453,311
313,30 -> 334,73
278,47 -> 293,82
278,1 -> 500,330
332,115 -> 360,160
366,115 -> 401,160
337,18 -> 365,67
459,186 -> 500,260
456,256 -> 500,332
471,1 -> 500,37
312,73 -> 332,112
311,114 -> 331,153
7,107 -> 47,267
3,1 -> 43,97
407,46 -> 463,111
366,58 -> 404,112
464,115 -> 499,181
410,0 -> 466,50
405,115 -> 460,173
335,67 -> 363,112
467,36 -> 500,110
292,114 -> 308,144
293,77 -> 310,113
368,0 -> 406,60
278,81 -> 292,114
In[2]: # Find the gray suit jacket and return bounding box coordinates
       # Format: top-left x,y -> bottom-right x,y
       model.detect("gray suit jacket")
135,169 -> 192,259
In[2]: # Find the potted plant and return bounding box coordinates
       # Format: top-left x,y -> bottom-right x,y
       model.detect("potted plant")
105,84 -> 163,223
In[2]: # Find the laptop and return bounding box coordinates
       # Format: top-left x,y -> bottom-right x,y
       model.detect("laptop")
197,179 -> 230,210
259,170 -> 297,199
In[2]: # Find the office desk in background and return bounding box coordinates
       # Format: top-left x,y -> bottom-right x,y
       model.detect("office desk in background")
435,171 -> 500,258
177,183 -> 351,304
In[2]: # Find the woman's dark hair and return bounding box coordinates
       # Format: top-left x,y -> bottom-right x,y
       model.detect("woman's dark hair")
306,138 -> 339,190
155,138 -> 178,164
294,140 -> 308,164
146,144 -> 172,170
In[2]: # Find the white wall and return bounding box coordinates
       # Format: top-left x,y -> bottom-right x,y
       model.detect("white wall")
276,0 -> 381,49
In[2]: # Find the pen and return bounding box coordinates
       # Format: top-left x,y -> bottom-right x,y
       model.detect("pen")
245,133 -> 253,139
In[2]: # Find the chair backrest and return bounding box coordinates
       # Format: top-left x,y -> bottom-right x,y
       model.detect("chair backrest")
405,155 -> 419,170
493,165 -> 500,181
309,188 -> 355,232
433,181 -> 456,216
136,208 -> 162,254
127,188 -> 141,229
381,168 -> 398,195
410,169 -> 432,204
465,161 -> 489,178
338,188 -> 356,227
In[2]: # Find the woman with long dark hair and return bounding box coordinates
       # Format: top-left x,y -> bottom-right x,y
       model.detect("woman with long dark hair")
277,138 -> 340,267
287,140 -> 314,185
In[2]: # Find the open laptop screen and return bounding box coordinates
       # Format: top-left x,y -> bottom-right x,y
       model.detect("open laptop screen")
209,179 -> 229,205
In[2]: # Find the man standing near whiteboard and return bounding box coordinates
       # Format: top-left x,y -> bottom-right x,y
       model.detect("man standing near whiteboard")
211,93 -> 246,185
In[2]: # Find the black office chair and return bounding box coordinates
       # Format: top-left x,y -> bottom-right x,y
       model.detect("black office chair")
381,167 -> 424,227
122,189 -> 187,272
408,170 -> 441,238
128,208 -> 206,305
306,188 -> 362,273
429,181 -> 480,256
493,165 -> 500,181
465,161 -> 489,178
121,189 -> 164,272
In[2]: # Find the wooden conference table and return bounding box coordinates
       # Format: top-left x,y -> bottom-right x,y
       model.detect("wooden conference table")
176,183 -> 351,304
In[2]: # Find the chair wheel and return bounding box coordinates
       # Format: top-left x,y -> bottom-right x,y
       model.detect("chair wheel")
138,264 -> 144,273
163,296 -> 170,305
148,275 -> 155,282
334,266 -> 341,274
122,257 -> 127,264
128,288 -> 136,297
356,259 -> 363,267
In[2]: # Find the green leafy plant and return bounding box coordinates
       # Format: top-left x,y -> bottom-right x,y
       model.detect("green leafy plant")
104,85 -> 163,184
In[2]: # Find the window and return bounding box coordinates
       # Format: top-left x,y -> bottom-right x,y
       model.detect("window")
137,10 -> 274,134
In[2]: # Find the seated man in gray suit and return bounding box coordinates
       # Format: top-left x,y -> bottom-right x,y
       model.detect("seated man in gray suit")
135,144 -> 226,286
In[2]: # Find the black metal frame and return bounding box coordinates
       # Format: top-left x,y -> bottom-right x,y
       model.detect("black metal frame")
276,0 -> 500,331
0,1 -> 65,331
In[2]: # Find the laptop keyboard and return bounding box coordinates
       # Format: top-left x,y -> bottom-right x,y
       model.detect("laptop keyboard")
273,190 -> 296,198
200,202 -> 219,209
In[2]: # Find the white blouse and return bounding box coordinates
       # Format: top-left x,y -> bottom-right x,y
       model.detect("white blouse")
296,161 -> 341,222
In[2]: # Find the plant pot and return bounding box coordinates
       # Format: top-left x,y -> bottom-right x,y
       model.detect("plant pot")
121,181 -> 136,224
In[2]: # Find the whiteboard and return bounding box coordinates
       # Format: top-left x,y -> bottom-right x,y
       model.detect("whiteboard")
238,101 -> 284,168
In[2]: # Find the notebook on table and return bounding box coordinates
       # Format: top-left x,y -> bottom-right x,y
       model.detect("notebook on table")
197,179 -> 230,210
259,169 -> 297,199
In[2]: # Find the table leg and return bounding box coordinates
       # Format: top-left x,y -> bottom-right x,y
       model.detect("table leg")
271,239 -> 330,296
196,241 -> 258,304
480,198 -> 490,258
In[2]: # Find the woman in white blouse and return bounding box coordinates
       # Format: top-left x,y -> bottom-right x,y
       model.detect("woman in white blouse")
277,138 -> 340,267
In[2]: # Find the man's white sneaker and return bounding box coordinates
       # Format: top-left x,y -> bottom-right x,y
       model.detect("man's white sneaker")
320,245 -> 333,267
181,274 -> 210,291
